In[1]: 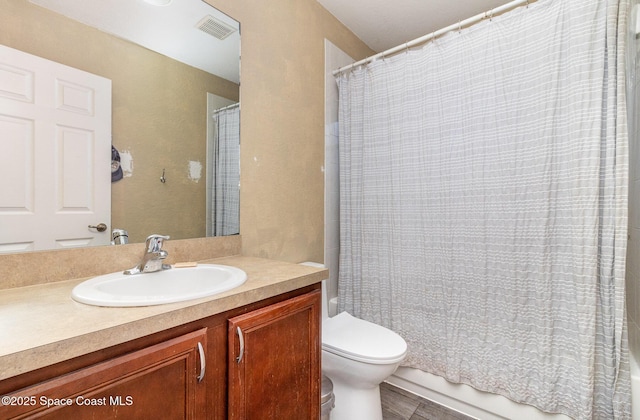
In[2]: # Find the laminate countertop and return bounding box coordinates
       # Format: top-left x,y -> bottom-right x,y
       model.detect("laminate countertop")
0,255 -> 327,381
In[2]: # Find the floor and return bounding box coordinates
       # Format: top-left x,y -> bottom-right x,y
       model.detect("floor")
380,382 -> 477,420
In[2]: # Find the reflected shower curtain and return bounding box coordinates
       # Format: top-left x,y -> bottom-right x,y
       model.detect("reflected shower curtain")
209,104 -> 240,236
337,0 -> 630,418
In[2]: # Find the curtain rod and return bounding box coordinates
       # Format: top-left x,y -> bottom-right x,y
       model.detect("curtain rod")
333,0 -> 532,76
213,102 -> 240,114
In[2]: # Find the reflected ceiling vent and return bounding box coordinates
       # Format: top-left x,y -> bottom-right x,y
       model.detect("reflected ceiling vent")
196,15 -> 237,40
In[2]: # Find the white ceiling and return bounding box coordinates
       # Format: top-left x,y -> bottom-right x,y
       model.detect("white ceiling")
27,0 -> 522,82
28,0 -> 240,83
317,0 -> 518,52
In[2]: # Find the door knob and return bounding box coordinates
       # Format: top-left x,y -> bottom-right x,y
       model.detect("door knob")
88,223 -> 108,232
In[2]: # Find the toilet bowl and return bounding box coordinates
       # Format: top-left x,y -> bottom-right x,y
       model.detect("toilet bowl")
322,311 -> 407,420
299,262 -> 407,420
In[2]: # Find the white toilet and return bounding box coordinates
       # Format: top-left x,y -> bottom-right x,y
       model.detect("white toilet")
300,263 -> 407,420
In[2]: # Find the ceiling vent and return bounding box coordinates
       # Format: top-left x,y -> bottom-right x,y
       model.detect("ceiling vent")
196,15 -> 237,40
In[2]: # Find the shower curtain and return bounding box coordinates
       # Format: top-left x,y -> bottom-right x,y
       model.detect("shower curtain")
207,104 -> 240,236
336,0 -> 630,418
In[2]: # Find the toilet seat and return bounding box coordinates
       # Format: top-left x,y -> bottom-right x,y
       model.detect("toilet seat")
322,311 -> 407,364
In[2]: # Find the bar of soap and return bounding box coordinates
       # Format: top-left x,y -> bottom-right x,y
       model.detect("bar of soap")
173,262 -> 198,268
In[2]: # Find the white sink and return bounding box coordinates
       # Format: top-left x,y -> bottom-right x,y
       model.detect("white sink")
71,264 -> 247,307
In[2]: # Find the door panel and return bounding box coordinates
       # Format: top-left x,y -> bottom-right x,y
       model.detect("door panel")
0,44 -> 111,252
228,291 -> 321,420
0,328 -> 208,419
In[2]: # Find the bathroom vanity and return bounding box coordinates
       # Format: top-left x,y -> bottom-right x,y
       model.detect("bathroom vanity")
0,248 -> 326,419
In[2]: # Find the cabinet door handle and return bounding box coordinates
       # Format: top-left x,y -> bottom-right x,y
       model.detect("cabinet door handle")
236,326 -> 244,363
197,342 -> 206,382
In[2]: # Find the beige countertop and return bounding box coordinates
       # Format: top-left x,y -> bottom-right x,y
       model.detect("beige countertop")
0,255 -> 327,381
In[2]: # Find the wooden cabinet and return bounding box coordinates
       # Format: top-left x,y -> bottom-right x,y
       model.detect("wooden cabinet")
0,329 -> 207,419
0,284 -> 321,420
228,290 -> 321,420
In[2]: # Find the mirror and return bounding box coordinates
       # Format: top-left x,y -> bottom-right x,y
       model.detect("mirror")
0,0 -> 240,250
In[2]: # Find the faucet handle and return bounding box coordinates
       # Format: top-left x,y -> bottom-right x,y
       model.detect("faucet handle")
145,234 -> 170,252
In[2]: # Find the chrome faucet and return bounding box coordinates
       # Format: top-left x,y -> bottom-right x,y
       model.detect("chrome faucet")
124,234 -> 171,275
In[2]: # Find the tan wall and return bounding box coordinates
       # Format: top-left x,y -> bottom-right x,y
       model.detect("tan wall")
206,0 -> 373,262
0,0 -> 239,243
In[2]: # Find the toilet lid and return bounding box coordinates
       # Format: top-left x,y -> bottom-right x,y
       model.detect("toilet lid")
322,312 -> 407,364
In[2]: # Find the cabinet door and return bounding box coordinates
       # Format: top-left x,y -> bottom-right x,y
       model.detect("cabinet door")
228,290 -> 321,420
1,328 -> 207,419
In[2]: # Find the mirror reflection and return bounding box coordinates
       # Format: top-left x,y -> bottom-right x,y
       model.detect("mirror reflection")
0,0 -> 240,252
